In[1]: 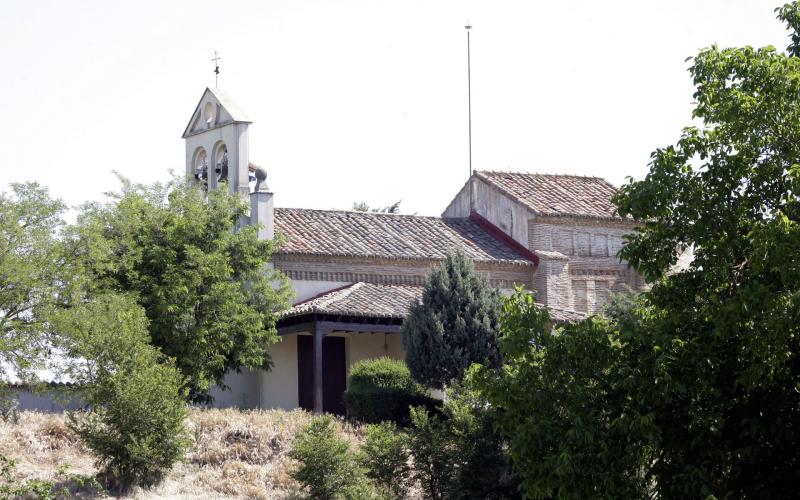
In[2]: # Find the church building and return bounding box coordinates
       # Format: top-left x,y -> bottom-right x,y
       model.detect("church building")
184,88 -> 644,414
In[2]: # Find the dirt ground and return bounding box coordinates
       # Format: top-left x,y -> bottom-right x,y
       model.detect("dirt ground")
0,408 -> 364,499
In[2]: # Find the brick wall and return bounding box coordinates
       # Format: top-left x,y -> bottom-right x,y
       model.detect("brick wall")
528,216 -> 643,313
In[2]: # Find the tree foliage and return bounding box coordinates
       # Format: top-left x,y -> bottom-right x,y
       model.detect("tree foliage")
0,183 -> 65,382
69,177 -> 291,400
352,200 -> 402,213
472,5 -> 800,498
469,291 -> 652,499
402,250 -> 502,389
609,5 -> 800,496
51,294 -> 189,490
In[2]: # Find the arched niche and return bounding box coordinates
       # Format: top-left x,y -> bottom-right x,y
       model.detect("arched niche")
212,141 -> 229,184
192,147 -> 208,184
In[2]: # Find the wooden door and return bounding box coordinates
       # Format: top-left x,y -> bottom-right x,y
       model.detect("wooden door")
297,335 -> 314,411
297,335 -> 347,415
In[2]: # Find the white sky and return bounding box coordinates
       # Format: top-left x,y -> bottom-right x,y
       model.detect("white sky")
0,0 -> 790,216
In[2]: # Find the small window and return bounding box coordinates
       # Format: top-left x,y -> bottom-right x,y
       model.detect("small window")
572,280 -> 588,313
576,232 -> 591,256
595,281 -> 610,311
558,229 -> 574,255
592,234 -> 609,257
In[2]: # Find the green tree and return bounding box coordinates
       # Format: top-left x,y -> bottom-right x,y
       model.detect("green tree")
70,177 -> 292,401
469,291 -> 652,499
610,4 -> 800,496
51,294 -> 189,490
0,183 -> 65,382
402,250 -> 502,389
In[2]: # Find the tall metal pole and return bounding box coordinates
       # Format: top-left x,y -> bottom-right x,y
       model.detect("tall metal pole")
466,24 -> 473,177
212,51 -> 221,87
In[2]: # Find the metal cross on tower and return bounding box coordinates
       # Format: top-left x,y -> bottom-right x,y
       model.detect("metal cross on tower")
212,51 -> 221,87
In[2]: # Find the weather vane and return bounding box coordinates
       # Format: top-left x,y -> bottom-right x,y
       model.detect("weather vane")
212,51 -> 221,87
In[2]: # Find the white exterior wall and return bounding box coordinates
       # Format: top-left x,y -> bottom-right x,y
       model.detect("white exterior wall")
346,333 -> 405,381
259,334 -> 299,410
291,280 -> 352,303
255,330 -> 405,410
12,388 -> 83,413
209,368 -> 261,409
184,122 -> 250,197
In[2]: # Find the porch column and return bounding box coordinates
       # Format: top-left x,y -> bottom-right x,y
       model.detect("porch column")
313,322 -> 326,413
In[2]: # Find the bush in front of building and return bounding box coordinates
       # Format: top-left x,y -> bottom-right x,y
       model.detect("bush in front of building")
342,357 -> 439,426
288,415 -> 364,498
356,421 -> 411,498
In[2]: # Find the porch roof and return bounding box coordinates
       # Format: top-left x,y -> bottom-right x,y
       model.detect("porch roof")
278,282 -> 587,325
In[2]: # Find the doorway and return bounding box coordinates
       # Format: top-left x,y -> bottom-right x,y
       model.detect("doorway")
297,335 -> 347,415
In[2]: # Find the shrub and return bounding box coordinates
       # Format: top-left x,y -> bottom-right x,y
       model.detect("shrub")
405,384 -> 519,500
342,357 -> 439,425
0,456 -> 105,499
70,356 -> 189,490
357,422 -> 411,498
288,415 -> 360,498
443,383 -> 519,499
407,406 -> 456,500
51,294 -> 189,490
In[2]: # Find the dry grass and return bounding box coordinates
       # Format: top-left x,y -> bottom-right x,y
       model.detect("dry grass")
0,408 -> 365,499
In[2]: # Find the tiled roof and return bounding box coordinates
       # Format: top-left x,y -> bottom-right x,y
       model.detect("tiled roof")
283,283 -> 421,320
280,282 -> 586,324
274,208 -> 533,265
476,171 -> 622,219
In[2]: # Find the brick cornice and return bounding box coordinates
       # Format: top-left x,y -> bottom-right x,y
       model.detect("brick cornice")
531,214 -> 640,229
272,252 -> 534,272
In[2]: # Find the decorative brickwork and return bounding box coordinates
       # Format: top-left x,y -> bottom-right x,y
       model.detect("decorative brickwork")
273,254 -> 534,290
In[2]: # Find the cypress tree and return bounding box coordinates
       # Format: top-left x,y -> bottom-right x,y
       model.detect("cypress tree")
402,249 -> 502,389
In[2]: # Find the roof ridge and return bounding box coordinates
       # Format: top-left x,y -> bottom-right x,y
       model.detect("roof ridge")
476,170 -> 611,182
274,207 -> 448,220
316,282 -> 364,310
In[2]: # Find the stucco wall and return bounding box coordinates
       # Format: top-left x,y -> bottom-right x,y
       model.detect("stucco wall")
11,388 -> 83,413
259,333 -> 300,410
345,333 -> 405,382
441,179 -> 471,218
291,280 -> 352,303
209,368 -> 261,409
185,121 -> 250,197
